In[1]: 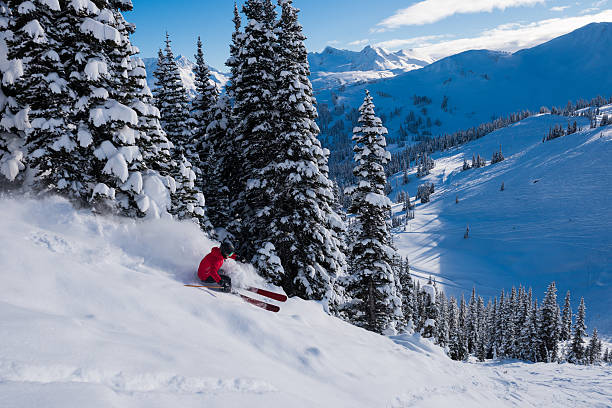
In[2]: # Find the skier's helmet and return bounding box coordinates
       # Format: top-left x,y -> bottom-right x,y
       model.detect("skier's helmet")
220,241 -> 235,258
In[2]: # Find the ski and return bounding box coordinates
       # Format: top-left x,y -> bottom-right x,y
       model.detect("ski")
237,293 -> 280,312
185,284 -> 280,312
244,287 -> 287,302
184,284 -> 224,289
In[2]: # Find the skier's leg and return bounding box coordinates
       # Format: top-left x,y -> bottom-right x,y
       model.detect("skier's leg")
219,275 -> 232,293
199,276 -> 220,289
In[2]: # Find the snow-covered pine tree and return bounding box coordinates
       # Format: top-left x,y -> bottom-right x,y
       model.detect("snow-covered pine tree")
168,153 -> 212,231
0,1 -> 27,185
150,33 -> 211,229
500,288 -> 517,358
494,291 -> 505,357
230,0 -> 279,264
344,90 -> 402,334
485,298 -> 497,359
253,0 -> 347,306
532,298 -> 545,362
78,1 -> 172,216
568,296 -> 587,364
8,0 -> 85,199
538,282 -> 560,362
225,2 -> 242,100
521,296 -> 539,361
202,94 -> 232,233
585,328 -> 601,364
475,299 -> 486,361
209,2 -> 245,238
560,290 -> 572,341
153,33 -> 193,159
126,55 -> 173,179
466,288 -> 477,354
421,280 -> 438,338
398,258 -> 414,330
191,36 -> 218,177
436,290 -> 449,346
448,296 -> 467,360
514,286 -> 528,357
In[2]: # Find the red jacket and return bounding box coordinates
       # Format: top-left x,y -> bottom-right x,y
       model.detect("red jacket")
197,247 -> 236,282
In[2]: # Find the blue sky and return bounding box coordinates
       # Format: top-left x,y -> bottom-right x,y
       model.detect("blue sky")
128,0 -> 612,69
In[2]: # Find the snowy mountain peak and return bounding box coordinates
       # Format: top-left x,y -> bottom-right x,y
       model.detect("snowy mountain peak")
307,45 -> 432,91
309,45 -> 431,73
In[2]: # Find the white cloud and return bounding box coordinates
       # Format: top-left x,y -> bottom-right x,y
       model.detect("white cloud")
326,40 -> 341,46
348,39 -> 369,47
580,7 -> 600,13
376,0 -> 545,29
374,35 -> 453,50
550,5 -> 571,11
382,10 -> 612,59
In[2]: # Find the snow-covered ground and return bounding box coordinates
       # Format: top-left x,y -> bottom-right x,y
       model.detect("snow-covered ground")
390,112 -> 612,335
1,195 -> 611,407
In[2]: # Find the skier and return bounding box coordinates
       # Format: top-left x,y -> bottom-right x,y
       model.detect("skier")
197,241 -> 237,292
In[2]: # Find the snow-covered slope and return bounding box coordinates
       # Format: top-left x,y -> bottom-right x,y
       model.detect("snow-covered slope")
317,23 -> 612,143
142,55 -> 229,99
390,112 -> 612,334
308,45 -> 431,91
1,196 -> 610,407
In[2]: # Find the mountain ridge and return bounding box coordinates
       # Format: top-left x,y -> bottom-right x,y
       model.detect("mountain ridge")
316,22 -> 612,148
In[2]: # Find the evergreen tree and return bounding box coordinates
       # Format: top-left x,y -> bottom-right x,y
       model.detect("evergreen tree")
466,288 -> 478,354
422,281 -> 438,338
568,297 -> 587,364
495,291 -> 505,357
436,290 -> 449,346
449,296 -> 468,360
203,94 -> 232,232
191,36 -> 218,176
192,36 -> 218,136
260,0 -> 346,305
0,1 -> 27,184
208,2 -> 243,234
69,0 -> 170,216
560,290 -> 572,341
398,259 -> 414,330
585,328 -> 601,364
153,33 -> 193,158
345,90 -> 402,334
538,282 -> 560,362
8,0 -> 83,199
152,33 -> 211,229
230,0 -> 279,263
518,288 -> 535,360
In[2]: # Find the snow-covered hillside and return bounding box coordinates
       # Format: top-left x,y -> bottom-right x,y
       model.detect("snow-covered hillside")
317,23 -> 612,143
1,196 -> 611,407
308,45 -> 432,91
142,55 -> 229,99
390,112 -> 612,334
